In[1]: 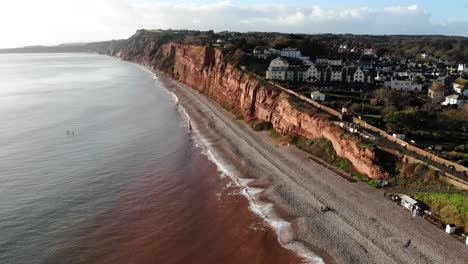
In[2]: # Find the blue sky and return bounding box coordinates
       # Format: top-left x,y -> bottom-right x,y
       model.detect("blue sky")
1,0 -> 468,48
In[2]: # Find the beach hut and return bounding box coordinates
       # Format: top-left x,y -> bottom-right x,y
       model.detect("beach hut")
401,195 -> 418,211
446,224 -> 456,234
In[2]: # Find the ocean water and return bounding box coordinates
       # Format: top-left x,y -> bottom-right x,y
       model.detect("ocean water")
0,53 -> 302,264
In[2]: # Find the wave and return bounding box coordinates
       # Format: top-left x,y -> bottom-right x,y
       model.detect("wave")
177,101 -> 324,264
136,62 -> 325,264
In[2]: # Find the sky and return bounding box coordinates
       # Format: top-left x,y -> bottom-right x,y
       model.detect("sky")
1,0 -> 467,48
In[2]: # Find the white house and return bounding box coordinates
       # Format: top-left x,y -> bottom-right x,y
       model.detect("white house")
266,57 -> 306,82
453,78 -> 468,96
280,47 -> 301,59
316,58 -> 329,65
311,91 -> 326,101
328,59 -> 343,66
389,77 -> 423,92
393,133 -> 406,140
266,58 -> 289,81
458,64 -> 468,74
329,66 -> 343,82
304,64 -> 320,82
446,224 -> 456,234
442,94 -> 468,108
353,67 -> 366,83
401,195 -> 418,211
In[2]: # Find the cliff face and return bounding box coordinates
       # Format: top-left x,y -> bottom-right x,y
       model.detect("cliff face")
113,41 -> 386,179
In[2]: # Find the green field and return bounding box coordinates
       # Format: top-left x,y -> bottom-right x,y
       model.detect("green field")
411,192 -> 468,232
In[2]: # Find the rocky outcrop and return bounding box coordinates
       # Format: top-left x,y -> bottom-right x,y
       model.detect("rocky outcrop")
111,39 -> 387,179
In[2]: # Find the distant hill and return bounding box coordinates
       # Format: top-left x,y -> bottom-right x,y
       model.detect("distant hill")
1,30 -> 467,63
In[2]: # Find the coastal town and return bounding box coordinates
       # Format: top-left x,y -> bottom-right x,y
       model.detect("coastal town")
254,46 -> 467,107
240,44 -> 468,163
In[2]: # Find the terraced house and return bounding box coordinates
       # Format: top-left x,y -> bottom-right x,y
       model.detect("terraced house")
267,57 -> 374,84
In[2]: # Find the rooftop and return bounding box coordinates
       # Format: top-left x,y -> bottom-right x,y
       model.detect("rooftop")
454,77 -> 468,86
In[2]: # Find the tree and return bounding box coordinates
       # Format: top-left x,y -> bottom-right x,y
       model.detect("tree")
384,110 -> 430,132
413,75 -> 424,85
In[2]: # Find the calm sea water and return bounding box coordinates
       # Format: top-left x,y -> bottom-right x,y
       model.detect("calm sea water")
0,53 -> 302,264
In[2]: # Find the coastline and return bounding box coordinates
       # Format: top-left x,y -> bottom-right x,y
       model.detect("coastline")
150,69 -> 468,264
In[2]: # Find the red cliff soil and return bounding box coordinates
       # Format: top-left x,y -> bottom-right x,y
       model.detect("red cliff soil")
118,42 -> 387,179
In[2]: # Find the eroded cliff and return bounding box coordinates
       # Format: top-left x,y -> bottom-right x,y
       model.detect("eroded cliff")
112,40 -> 387,178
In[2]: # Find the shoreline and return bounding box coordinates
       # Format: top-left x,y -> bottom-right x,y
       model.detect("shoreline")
145,66 -> 468,263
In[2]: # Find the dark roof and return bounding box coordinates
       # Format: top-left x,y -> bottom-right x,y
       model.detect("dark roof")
394,76 -> 411,81
279,56 -> 304,66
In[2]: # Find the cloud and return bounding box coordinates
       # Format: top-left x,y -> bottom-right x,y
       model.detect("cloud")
0,1 -> 467,48
132,1 -> 468,36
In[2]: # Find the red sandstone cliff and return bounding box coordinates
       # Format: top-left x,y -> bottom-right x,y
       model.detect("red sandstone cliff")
115,41 -> 387,179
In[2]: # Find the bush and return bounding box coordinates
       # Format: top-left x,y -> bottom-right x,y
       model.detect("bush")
269,129 -> 281,138
352,172 -> 381,188
249,119 -> 273,131
287,96 -> 317,114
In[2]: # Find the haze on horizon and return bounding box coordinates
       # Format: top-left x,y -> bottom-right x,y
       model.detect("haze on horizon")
1,0 -> 468,49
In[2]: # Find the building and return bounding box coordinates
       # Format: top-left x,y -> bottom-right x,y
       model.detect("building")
280,47 -> 301,59
328,58 -> 343,66
458,64 -> 468,74
310,91 -> 325,101
353,67 -> 366,83
387,76 -> 423,92
428,82 -> 446,103
266,57 -> 306,82
328,65 -> 343,82
266,57 -> 288,81
393,134 -> 406,140
304,64 -> 320,82
453,77 -> 468,96
442,94 -> 468,108
401,195 -> 418,211
446,224 -> 456,234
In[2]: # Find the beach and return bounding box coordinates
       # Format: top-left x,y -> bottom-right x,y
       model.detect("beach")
159,72 -> 468,264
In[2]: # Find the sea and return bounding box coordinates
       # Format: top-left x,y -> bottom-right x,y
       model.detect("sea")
0,53 -> 304,264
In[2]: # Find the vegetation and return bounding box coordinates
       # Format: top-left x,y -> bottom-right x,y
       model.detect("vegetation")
356,141 -> 376,151
249,119 -> 273,131
269,129 -> 281,138
352,172 -> 382,188
220,101 -> 244,120
411,192 -> 468,232
295,137 -> 352,172
389,162 -> 454,189
287,95 -> 318,115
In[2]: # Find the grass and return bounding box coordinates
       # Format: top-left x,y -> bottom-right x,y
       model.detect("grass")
269,129 -> 281,138
239,65 -> 247,71
445,151 -> 468,159
295,137 -> 353,172
411,192 -> 468,232
388,162 -> 457,190
287,95 -> 318,115
352,172 -> 382,188
357,141 -> 377,151
360,114 -> 383,119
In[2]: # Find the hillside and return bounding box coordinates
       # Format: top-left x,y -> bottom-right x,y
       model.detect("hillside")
2,30 -> 468,63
